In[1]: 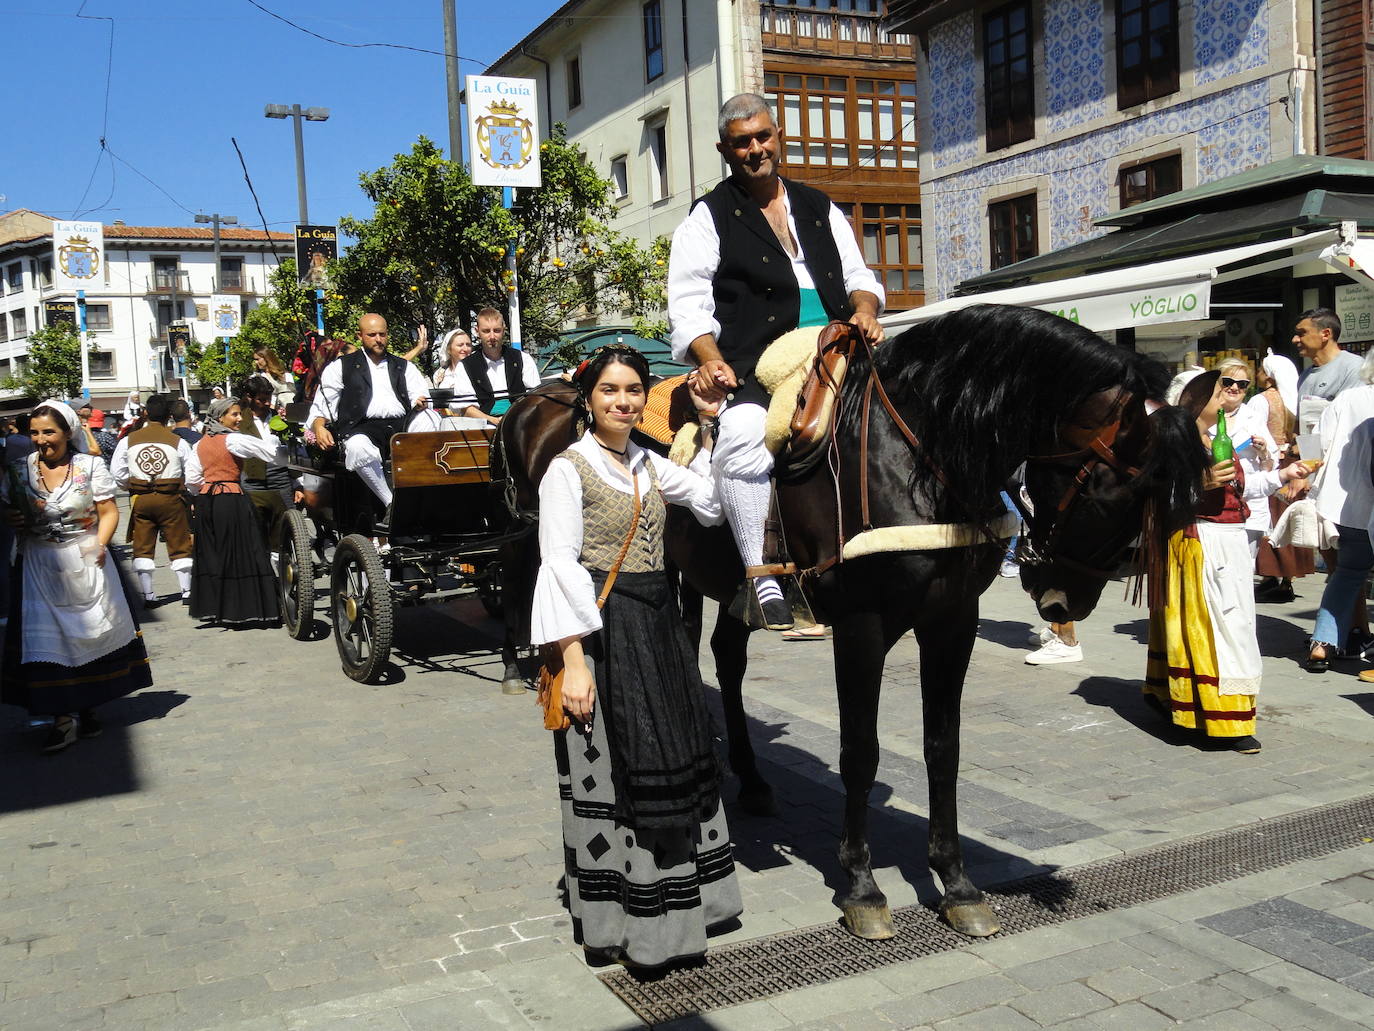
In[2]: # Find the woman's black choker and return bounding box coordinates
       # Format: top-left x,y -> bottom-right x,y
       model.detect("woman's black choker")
594,437 -> 627,456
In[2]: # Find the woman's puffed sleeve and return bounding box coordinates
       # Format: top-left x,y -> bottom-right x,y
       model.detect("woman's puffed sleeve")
88,455 -> 117,502
650,450 -> 723,526
530,457 -> 602,645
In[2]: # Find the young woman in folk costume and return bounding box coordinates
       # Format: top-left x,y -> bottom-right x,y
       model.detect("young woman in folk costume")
531,346 -> 742,968
1,400 -> 153,753
184,398 -> 281,627
1145,371 -> 1310,753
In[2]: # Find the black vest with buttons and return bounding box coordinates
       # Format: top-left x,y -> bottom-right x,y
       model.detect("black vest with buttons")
335,351 -> 413,435
695,176 -> 852,404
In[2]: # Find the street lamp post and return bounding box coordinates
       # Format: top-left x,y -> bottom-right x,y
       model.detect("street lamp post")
194,212 -> 238,290
263,104 -> 330,225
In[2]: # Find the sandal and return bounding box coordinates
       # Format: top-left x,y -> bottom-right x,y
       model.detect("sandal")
781,625 -> 830,642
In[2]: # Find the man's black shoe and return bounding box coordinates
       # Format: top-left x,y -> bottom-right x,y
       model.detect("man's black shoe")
760,596 -> 794,632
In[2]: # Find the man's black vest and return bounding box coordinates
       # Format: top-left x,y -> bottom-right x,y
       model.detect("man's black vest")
694,176 -> 852,400
461,348 -> 529,414
335,351 -> 414,434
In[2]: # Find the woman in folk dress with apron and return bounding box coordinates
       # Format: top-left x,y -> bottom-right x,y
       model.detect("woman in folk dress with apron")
531,346 -> 742,968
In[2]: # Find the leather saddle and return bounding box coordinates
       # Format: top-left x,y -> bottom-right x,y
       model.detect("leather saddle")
779,321 -> 863,478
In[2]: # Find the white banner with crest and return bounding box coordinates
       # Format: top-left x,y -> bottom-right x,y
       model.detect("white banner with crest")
52,220 -> 105,293
466,76 -> 542,188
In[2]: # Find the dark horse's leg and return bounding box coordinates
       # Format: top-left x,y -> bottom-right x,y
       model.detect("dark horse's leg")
710,603 -> 774,815
498,535 -> 536,695
915,609 -> 1000,936
833,607 -> 897,939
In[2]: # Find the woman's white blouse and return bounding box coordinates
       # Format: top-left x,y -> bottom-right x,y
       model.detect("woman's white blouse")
530,432 -> 722,646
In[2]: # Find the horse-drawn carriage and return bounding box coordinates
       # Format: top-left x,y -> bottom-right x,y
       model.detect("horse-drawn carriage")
275,403 -> 530,683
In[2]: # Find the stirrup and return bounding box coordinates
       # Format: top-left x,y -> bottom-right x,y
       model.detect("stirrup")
729,563 -> 818,632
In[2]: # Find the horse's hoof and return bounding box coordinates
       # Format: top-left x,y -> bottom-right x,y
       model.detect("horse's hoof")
737,783 -> 777,817
501,678 -> 527,696
941,901 -> 1000,937
841,903 -> 896,940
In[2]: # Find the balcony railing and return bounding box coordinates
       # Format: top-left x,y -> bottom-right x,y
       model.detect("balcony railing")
145,269 -> 190,294
761,6 -> 913,58
216,272 -> 258,294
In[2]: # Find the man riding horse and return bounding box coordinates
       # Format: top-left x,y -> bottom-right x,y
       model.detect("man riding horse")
668,93 -> 886,631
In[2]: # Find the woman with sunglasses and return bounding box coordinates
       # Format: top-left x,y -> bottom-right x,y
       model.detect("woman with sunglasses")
1303,350 -> 1374,672
1211,359 -> 1280,558
531,345 -> 742,969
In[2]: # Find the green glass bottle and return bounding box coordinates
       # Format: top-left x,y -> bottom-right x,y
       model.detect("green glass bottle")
1212,407 -> 1234,464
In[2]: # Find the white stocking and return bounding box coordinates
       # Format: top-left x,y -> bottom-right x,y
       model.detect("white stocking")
134,558 -> 156,599
355,459 -> 393,508
716,472 -> 783,605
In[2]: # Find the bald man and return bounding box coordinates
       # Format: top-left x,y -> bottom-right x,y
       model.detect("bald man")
309,313 -> 429,511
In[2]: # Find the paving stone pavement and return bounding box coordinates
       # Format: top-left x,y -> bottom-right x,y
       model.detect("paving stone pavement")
5,553 -> 1374,1028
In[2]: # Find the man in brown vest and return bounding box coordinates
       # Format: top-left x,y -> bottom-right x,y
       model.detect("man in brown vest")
110,392 -> 197,603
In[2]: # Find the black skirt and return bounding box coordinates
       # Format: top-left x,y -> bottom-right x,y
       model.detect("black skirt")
188,486 -> 280,626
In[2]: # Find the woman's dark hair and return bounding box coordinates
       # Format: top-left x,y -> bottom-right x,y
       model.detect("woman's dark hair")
1177,370 -> 1221,420
571,346 -> 651,429
29,406 -> 68,436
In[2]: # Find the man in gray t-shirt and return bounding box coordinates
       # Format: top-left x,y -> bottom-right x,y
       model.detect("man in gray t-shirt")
1294,307 -> 1360,434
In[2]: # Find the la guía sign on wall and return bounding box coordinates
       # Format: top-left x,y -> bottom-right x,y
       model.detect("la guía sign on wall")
466,76 -> 542,189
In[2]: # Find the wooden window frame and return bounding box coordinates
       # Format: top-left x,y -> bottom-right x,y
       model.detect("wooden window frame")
1118,153 -> 1182,208
988,192 -> 1039,269
983,0 -> 1034,151
566,53 -> 583,112
763,68 -> 918,173
1116,0 -> 1179,109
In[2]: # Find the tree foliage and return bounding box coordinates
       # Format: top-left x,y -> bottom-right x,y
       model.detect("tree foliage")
333,130 -> 668,371
4,322 -> 82,400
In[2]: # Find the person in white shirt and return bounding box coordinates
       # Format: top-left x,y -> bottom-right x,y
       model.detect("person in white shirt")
431,328 -> 474,390
447,308 -> 541,426
308,313 -> 429,511
667,93 -> 885,631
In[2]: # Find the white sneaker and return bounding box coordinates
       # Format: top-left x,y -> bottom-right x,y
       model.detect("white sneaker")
1027,625 -> 1056,648
1025,638 -> 1083,665
999,558 -> 1019,578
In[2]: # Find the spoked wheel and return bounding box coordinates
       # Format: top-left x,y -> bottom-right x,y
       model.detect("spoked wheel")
331,534 -> 394,683
278,509 -> 317,641
477,562 -> 503,618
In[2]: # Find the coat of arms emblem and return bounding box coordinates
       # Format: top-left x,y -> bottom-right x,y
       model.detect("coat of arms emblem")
57,235 -> 100,281
475,99 -> 535,171
213,303 -> 240,333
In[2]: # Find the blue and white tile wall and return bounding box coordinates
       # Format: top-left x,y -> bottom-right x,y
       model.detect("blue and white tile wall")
922,0 -> 1280,298
927,81 -> 1272,297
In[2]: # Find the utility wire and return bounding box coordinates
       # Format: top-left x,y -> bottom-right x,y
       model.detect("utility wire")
231,137 -> 288,253
68,1 -> 116,217
243,0 -> 484,64
104,146 -> 196,216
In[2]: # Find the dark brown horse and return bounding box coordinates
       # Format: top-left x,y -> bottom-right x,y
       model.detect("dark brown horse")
494,305 -> 1204,940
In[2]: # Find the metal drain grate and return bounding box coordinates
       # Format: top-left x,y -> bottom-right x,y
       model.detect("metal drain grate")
600,792 -> 1374,1025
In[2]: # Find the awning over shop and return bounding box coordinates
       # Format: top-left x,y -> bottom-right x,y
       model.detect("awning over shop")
882,228 -> 1370,333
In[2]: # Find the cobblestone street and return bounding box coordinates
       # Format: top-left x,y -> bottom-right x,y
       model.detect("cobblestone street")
5,555 -> 1374,1029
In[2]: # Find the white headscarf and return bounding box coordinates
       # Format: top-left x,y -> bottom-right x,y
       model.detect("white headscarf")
1165,367 -> 1205,406
37,398 -> 90,453
1261,349 -> 1298,418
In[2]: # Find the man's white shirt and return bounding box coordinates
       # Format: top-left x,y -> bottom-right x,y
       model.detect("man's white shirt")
447,349 -> 542,411
308,354 -> 429,428
667,189 -> 884,363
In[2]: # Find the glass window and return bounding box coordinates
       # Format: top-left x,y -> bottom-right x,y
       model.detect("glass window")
1116,0 -> 1178,108
89,351 -> 115,378
988,194 -> 1039,269
984,0 -> 1034,150
10,308 -> 27,337
610,155 -> 629,200
648,123 -> 670,201
566,55 -> 583,110
643,1 -> 664,82
85,303 -> 113,331
1119,154 -> 1182,207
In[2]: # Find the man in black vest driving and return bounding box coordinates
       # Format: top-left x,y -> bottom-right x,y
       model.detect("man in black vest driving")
449,307 -> 541,426
668,93 -> 885,630
309,313 -> 430,509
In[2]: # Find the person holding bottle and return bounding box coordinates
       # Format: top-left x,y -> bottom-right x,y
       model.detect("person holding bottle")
1304,350 -> 1374,672
1145,372 -> 1309,754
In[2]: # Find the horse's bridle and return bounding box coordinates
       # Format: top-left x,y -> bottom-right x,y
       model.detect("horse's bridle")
1012,388 -> 1149,580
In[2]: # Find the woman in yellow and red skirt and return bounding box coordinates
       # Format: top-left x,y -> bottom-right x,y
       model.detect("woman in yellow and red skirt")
1145,371 -> 1311,754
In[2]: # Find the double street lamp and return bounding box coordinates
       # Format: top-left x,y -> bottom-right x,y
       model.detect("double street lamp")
263,103 -> 330,225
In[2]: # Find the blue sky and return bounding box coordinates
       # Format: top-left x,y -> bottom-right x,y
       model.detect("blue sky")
3,1 -> 590,231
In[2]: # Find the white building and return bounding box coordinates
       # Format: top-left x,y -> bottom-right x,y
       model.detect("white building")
0,210 -> 291,411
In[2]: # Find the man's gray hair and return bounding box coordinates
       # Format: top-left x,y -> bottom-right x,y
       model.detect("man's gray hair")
718,93 -> 774,141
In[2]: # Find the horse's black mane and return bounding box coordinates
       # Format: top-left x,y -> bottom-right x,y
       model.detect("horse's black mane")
860,304 -> 1176,520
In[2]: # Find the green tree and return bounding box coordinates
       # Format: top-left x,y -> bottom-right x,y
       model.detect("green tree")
333,130 -> 668,372
3,322 -> 83,400
187,260 -> 361,389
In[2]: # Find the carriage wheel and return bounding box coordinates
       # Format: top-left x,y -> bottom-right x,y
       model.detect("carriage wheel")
278,509 -> 317,641
331,534 -> 395,683
478,563 -> 503,618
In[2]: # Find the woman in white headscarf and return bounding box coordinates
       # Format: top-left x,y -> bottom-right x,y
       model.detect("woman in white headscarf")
1247,351 -> 1313,601
1,399 -> 154,753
